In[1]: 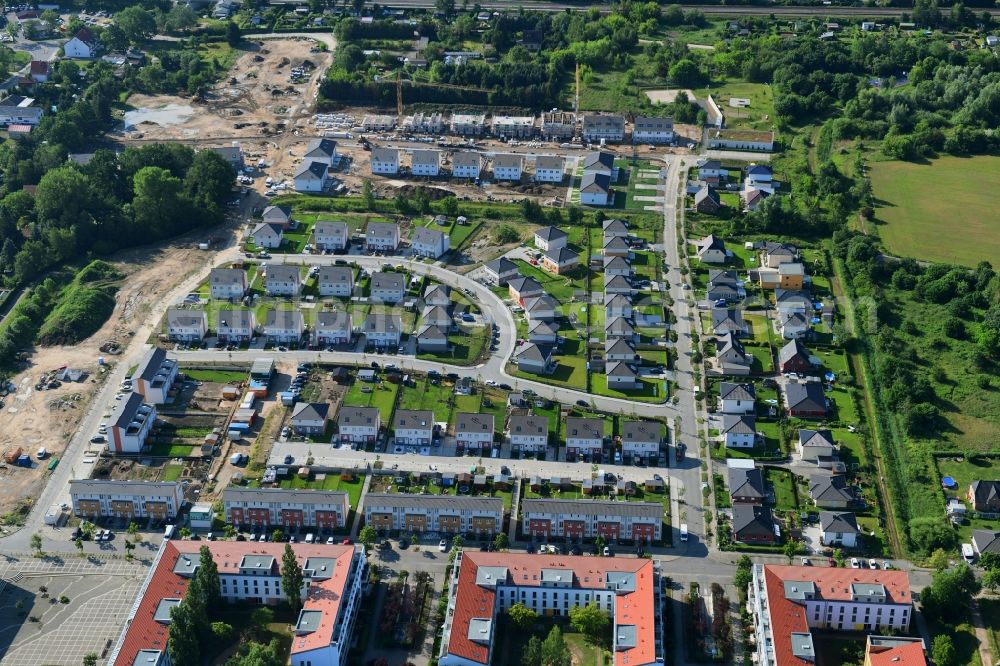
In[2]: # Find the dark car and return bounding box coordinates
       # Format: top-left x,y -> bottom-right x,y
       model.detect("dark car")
378,540 -> 391,550
371,362 -> 380,369
499,383 -> 512,390
446,372 -> 459,380
398,539 -> 409,550
526,543 -> 536,554
283,455 -> 294,465
576,399 -> 588,407
570,545 -> 582,556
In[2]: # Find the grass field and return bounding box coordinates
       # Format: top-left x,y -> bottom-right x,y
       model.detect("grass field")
182,368 -> 247,384
343,380 -> 398,422
871,156 -> 1000,267
692,80 -> 775,131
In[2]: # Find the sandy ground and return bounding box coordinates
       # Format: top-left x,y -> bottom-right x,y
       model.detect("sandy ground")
645,88 -> 697,104
0,223 -> 244,518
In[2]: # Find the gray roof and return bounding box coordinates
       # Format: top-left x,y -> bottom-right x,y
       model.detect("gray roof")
634,116 -> 674,132
365,493 -> 502,512
606,360 -> 636,378
424,284 -> 450,301
412,226 -> 447,245
543,246 -> 578,264
535,226 -> 567,242
371,271 -> 404,291
535,155 -> 564,170
779,339 -> 812,365
508,276 -> 542,294
338,406 -> 378,426
582,151 -> 614,171
524,295 -> 559,313
262,205 -> 291,222
606,316 -> 635,336
820,510 -> 859,534
603,218 -> 629,233
712,308 -> 745,333
314,219 -> 348,237
698,158 -> 721,170
393,409 -> 434,429
133,347 -> 169,383
166,308 -> 205,328
799,429 -> 835,449
604,256 -> 631,271
291,402 -> 329,422
317,265 -> 353,286
696,234 -> 725,253
411,149 -> 440,166
694,185 -> 720,207
456,412 -> 494,434
266,265 -> 299,283
565,417 -> 603,440
785,381 -> 826,412
493,153 -> 523,169
522,498 -> 661,520
622,420 -> 660,444
972,529 -> 1000,555
604,275 -> 632,291
515,342 -> 553,363
371,147 -> 399,163
305,137 -> 337,159
210,267 -> 246,287
70,479 -> 179,497
732,504 -> 775,536
416,324 -> 449,341
529,319 -> 558,335
720,382 -> 755,402
721,413 -> 756,435
363,313 -> 402,333
603,236 -> 630,251
367,222 -> 398,240
971,481 -> 1000,508
485,257 -> 518,275
708,270 -> 739,286
580,171 -> 610,194
728,467 -> 766,500
605,293 -> 631,308
605,338 -> 635,356
265,309 -> 304,329
223,487 -> 347,505
316,311 -> 352,332
582,115 -> 625,131
452,151 -> 481,168
295,160 -> 328,180
508,414 -> 548,436
809,475 -> 853,503
422,305 -> 451,322
218,309 -> 254,329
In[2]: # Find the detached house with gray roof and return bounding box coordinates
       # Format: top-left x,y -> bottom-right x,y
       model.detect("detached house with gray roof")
492,153 -> 523,181
366,222 -> 400,252
809,474 -> 853,508
483,257 -> 519,285
820,511 -> 860,548
606,360 -> 639,389
209,268 -> 248,301
564,417 -> 604,459
290,402 -> 329,436
528,319 -> 558,344
714,331 -> 752,376
719,382 -> 756,415
970,481 -> 1000,514
371,147 -> 400,175
732,505 -> 778,544
411,227 -> 450,259
798,429 -> 837,463
337,406 -> 380,444
514,343 -> 555,374
313,220 -> 349,251
722,413 -> 757,449
165,308 -> 207,342
250,222 -> 283,249
369,271 -> 406,303
694,234 -> 728,263
294,160 -> 330,192
316,266 -> 354,297
534,155 -> 565,183
363,313 -> 402,348
784,380 -> 827,418
729,466 -> 766,504
416,324 -> 449,352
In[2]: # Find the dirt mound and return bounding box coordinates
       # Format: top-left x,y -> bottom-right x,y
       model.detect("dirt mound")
396,184 -> 455,200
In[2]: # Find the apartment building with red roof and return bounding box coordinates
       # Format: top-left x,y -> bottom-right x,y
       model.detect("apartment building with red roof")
109,540 -> 366,666
748,565 -> 913,666
864,636 -> 927,666
438,552 -> 664,666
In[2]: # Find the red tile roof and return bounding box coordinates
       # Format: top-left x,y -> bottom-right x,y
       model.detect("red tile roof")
113,541 -> 356,666
29,61 -> 48,75
446,552 -> 658,666
867,640 -> 927,666
762,565 -> 912,666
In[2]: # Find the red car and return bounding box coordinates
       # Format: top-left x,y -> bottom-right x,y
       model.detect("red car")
342,538 -> 352,545
529,258 -> 538,265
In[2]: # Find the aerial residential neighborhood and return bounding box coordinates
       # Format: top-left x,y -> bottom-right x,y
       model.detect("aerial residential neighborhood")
0,2 -> 997,666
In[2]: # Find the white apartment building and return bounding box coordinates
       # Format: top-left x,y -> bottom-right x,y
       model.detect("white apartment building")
393,409 -> 435,445
507,414 -> 549,452
265,265 -> 301,296
165,308 -> 207,342
209,267 -> 248,300
106,392 -> 157,454
621,420 -> 662,459
749,565 -> 912,666
411,149 -> 441,176
337,406 -> 380,444
223,487 -> 350,530
522,499 -> 663,541
314,220 -> 349,251
371,147 -> 400,175
491,115 -> 535,138
317,265 -> 354,297
70,480 -> 183,521
365,494 -> 502,535
131,347 -> 177,405
581,114 -> 626,142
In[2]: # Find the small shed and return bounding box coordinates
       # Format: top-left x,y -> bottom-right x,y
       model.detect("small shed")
441,472 -> 456,487
473,474 -> 488,489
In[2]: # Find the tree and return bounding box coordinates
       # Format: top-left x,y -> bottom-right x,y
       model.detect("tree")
115,6 -> 157,43
29,532 -> 42,556
163,5 -> 197,32
928,548 -> 951,571
282,543 -> 304,612
362,179 -> 375,209
668,59 -> 703,87
127,521 -> 139,541
250,605 -> 274,628
211,621 -> 234,643
932,635 -> 956,666
226,20 -> 241,47
74,538 -> 84,556
132,166 -> 190,239
733,555 -> 753,592
833,548 -> 846,568
507,602 -> 538,631
272,528 -> 284,543
442,197 -> 459,217
978,552 -> 1000,573
595,535 -> 606,554
452,534 -> 464,551
83,654 -> 99,666
184,150 -> 234,224
359,525 -> 377,554
224,524 -> 237,539
909,517 -> 957,555
435,0 -> 455,17
783,539 -> 801,563
922,563 -> 980,622
569,602 -> 610,644
540,625 -> 571,666
523,635 -> 542,666
168,601 -> 200,665
197,545 -> 221,608
982,569 -> 1000,592
492,224 -> 520,244
227,638 -> 283,666
493,532 -> 509,551
179,527 -> 191,539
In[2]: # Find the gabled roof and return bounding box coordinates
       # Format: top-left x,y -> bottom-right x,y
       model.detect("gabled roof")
716,331 -> 748,361
367,221 -> 398,239
484,257 -> 518,275
416,323 -> 449,342
218,309 -> 254,329
866,637 -> 927,666
363,313 -> 402,333
291,402 -> 329,422
708,270 -> 739,286
338,406 -> 379,426
370,271 -> 405,291
29,60 -> 48,75
780,311 -> 810,329
166,308 -> 206,329
411,149 -> 440,166
603,256 -> 631,271
413,226 -> 448,246
456,412 -> 494,434
733,504 -> 775,536
971,480 -> 1000,507
712,308 -> 745,332
262,205 -> 291,222
316,311 -> 351,331
605,316 -> 635,336
729,467 -> 766,499
314,219 -> 348,236
529,319 -> 558,336
580,171 -> 610,194
621,420 -> 661,444
265,309 -> 303,329
452,151 -> 481,168
515,342 -> 553,363
295,160 -> 328,180
972,529 -> 1000,554
266,265 -> 299,283
819,510 -> 859,534
251,222 -> 283,238
535,155 -> 565,170
798,429 -> 835,449
720,382 -> 755,402
73,27 -> 97,46
393,408 -> 435,430
604,236 -> 630,251
605,338 -> 635,356
747,164 -> 772,176
809,474 -> 853,503
696,234 -> 726,254
582,151 -> 614,172
785,381 -> 826,412
605,293 -> 632,308
493,153 -> 523,169
535,226 -> 567,242
508,276 -> 542,294
422,304 -> 451,322
544,247 -> 578,264
779,339 -> 812,365
697,158 -> 721,170
305,137 -> 337,159
603,218 -> 629,233
606,360 -> 636,378
721,413 -> 756,435
524,295 -> 559,313
694,185 -> 721,207
371,147 -> 399,163
316,265 -> 353,285
565,417 -> 603,440
604,275 -> 632,291
508,413 -> 549,436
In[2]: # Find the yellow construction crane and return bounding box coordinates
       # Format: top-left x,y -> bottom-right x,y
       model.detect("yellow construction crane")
575,61 -> 581,139
385,76 -> 495,115
396,72 -> 403,116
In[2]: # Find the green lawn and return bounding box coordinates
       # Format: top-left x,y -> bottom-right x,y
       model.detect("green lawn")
512,259 -> 587,303
416,328 -> 489,366
279,474 -> 365,509
146,443 -> 197,457
162,463 -> 184,482
181,368 -> 248,384
765,467 -> 799,511
342,380 -> 399,423
692,80 -> 776,132
871,156 -> 1000,267
590,375 -> 666,403
398,378 -> 454,423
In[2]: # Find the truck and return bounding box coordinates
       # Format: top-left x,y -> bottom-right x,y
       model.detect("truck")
16,454 -> 31,467
164,525 -> 176,540
230,452 -> 245,465
44,505 -> 63,526
198,242 -> 210,250
680,524 -> 689,542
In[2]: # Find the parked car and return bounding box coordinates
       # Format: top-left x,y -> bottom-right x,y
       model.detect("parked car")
850,557 -> 860,568
438,539 -> 448,552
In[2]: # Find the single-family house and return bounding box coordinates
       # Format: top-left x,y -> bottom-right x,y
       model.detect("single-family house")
534,155 -> 565,183
784,380 -> 827,418
972,529 -> 1000,556
337,406 -> 379,444
707,270 -> 744,302
265,265 -> 300,297
581,151 -> 615,179
695,234 -> 727,263
605,293 -> 633,319
820,511 -> 860,548
528,319 -> 559,344
29,60 -> 49,83
798,429 -> 837,463
694,186 -> 723,214
779,339 -> 813,374
416,324 -> 449,352
250,222 -> 283,249
455,413 -> 494,453
632,116 -> 674,144
775,289 -> 812,314
422,305 -> 452,327
605,338 -> 637,362
732,505 -> 778,544
64,27 -> 98,58
507,414 -> 549,453
313,220 -> 349,251
451,151 -> 482,179
493,153 -> 523,181
715,332 -> 752,376
780,311 -> 811,340
696,158 -> 724,183
603,219 -> 629,238
514,343 -> 555,374
564,417 -> 604,458
580,172 -> 611,206
581,114 -> 625,142
744,188 -> 771,212
747,165 -> 773,187
602,236 -> 631,258
603,274 -> 633,295
393,409 -> 435,446
483,257 -> 519,285
411,227 -> 450,259
370,271 -> 406,303
263,309 -> 304,344
541,247 -> 579,274
712,308 -> 748,337
722,413 -> 757,448
217,309 -> 256,343
603,256 -> 632,277
776,263 -> 806,291
294,160 -> 329,192
605,317 -> 637,343
423,284 -> 451,307
365,222 -> 400,252
524,295 -> 559,322
970,481 -> 1000,514
363,313 -> 402,348
316,266 -> 354,297
729,467 -> 766,504
290,402 -> 329,436
606,360 -> 639,389
303,138 -> 337,166
719,382 -> 756,415
371,148 -> 400,175
262,205 -> 292,228
809,474 -> 853,508
166,308 -> 207,342
209,268 -> 248,301
534,226 -> 568,252
410,149 -> 440,177
760,242 -> 798,268
508,276 -> 543,305
621,420 -> 662,459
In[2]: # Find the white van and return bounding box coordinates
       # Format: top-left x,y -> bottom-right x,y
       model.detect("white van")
962,543 -> 975,564
680,524 -> 689,542
230,452 -> 245,465
305,533 -> 315,544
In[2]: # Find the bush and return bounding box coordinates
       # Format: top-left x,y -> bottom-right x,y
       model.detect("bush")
492,224 -> 520,245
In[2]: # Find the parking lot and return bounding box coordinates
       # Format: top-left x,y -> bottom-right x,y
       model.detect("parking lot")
0,557 -> 147,666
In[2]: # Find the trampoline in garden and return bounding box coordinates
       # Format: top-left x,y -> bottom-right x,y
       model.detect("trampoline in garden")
941,476 -> 958,489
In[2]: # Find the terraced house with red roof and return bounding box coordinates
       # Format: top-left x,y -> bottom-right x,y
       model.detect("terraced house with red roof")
109,540 -> 366,666
438,552 -> 665,666
748,565 -> 913,666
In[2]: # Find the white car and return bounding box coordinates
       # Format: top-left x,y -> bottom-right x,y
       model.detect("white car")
868,559 -> 878,570
438,539 -> 448,552
850,557 -> 860,569
485,380 -> 497,387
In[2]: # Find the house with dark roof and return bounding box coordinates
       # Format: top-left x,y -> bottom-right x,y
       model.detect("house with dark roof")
314,311 -> 352,346
606,360 -> 639,389
290,402 -> 330,435
760,241 -> 798,268
605,316 -> 637,343
317,265 -> 354,298
363,313 -> 402,348
393,409 -> 436,445
780,311 -> 811,340
304,137 -> 338,165
508,276 -> 543,306
784,380 -> 827,418
603,218 -> 629,238
733,505 -> 778,544
581,114 -> 625,143
633,116 -> 675,144
294,160 -> 330,192
528,319 -> 559,344
483,257 -> 519,285
524,295 -> 559,322
779,339 -> 814,374
722,413 -> 757,449
514,343 -> 555,375
416,324 -> 450,352
694,186 -> 722,214
581,151 -> 615,177
820,511 -> 860,548
262,204 -> 292,228
729,467 -> 766,504
714,331 -> 752,376
707,270 -> 744,302
455,413 -> 495,452
265,264 -> 300,296
370,271 -> 406,303
131,347 -> 177,405
65,27 -> 98,58
522,499 -> 662,541
621,420 -> 662,459
809,474 -> 853,508
605,338 -> 637,362
712,307 -> 748,337
412,226 -> 450,259
533,226 -> 568,252
564,417 -> 604,458
604,274 -> 633,295
602,235 -> 631,258
541,247 -> 579,274
797,429 -> 836,463
263,309 -> 304,344
250,222 -> 283,249
507,414 -> 549,453
165,308 -> 207,342
972,529 -> 1000,555
313,220 -> 349,251
217,309 -> 256,343
366,222 -> 400,252
422,305 -> 452,327
969,481 -> 1000,513
747,164 -> 773,187
720,382 -> 756,414
694,234 -> 727,263
580,171 -> 612,206
337,406 -> 380,443
605,293 -> 633,319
